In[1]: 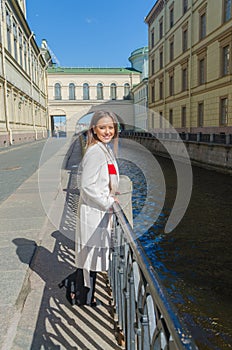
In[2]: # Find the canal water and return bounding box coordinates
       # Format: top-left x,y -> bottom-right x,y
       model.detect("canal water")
118,155 -> 232,350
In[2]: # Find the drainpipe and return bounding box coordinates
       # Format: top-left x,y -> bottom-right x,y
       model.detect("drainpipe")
42,58 -> 52,138
35,50 -> 44,139
188,0 -> 194,133
28,31 -> 38,140
1,0 -> 13,145
163,0 -> 167,131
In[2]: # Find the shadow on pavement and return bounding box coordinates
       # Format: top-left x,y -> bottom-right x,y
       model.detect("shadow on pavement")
13,136 -> 121,350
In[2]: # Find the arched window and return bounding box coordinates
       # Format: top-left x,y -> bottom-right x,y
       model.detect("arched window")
97,83 -> 104,100
124,83 -> 130,99
83,83 -> 89,100
55,83 -> 61,100
69,83 -> 75,100
110,83 -> 117,100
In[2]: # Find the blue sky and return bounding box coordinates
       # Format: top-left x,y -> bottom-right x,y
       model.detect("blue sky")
26,0 -> 156,68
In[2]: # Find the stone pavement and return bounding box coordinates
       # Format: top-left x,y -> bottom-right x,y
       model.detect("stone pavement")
0,137 -> 123,350
0,135 -> 161,350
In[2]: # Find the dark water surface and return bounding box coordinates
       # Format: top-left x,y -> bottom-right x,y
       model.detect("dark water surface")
119,156 -> 232,350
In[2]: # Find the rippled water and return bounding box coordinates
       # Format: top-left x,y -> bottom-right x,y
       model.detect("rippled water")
118,156 -> 232,350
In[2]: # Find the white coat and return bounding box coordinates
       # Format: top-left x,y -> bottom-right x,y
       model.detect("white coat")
75,142 -> 119,288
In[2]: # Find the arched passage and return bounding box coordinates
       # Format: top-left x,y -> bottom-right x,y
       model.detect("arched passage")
49,100 -> 134,137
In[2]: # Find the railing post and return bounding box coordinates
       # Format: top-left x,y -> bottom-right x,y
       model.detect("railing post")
128,270 -> 136,350
141,312 -> 150,350
226,134 -> 230,145
210,133 -> 215,143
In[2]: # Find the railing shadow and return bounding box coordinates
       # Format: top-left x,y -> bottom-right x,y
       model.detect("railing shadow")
13,136 -> 122,350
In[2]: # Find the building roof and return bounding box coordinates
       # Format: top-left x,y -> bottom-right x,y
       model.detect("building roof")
129,47 -> 149,57
47,66 -> 141,75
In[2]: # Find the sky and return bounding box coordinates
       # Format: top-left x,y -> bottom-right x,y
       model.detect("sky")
26,0 -> 156,68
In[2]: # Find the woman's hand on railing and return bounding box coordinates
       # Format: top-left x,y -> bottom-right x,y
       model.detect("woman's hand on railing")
113,195 -> 120,204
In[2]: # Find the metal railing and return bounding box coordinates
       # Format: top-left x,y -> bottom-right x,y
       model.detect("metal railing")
109,202 -> 198,350
120,130 -> 232,145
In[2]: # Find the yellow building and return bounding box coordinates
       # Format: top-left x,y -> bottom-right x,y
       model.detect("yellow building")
145,0 -> 232,135
0,0 -> 50,147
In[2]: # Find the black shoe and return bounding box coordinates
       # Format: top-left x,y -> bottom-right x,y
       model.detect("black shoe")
89,299 -> 102,307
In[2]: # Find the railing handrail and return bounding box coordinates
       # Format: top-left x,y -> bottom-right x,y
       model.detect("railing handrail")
112,201 -> 198,350
120,130 -> 232,146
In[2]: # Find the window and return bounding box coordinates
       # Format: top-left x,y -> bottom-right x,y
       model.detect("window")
159,80 -> 163,100
151,85 -> 155,103
169,74 -> 174,96
28,48 -> 31,75
110,83 -> 117,100
182,67 -> 188,91
55,83 -> 61,100
222,45 -> 230,75
124,83 -> 130,99
33,57 -> 37,84
169,109 -> 173,125
159,50 -> 163,69
24,40 -> 27,72
199,58 -> 206,84
159,112 -> 163,128
198,102 -> 204,127
151,112 -> 155,129
97,83 -> 104,100
159,19 -> 163,40
151,58 -> 155,75
170,6 -> 174,28
13,22 -> 18,61
151,30 -> 154,48
183,0 -> 188,14
220,97 -> 228,125
19,30 -> 23,66
6,9 -> 11,53
183,28 -> 188,52
224,0 -> 231,22
200,12 -> 206,40
69,83 -> 75,100
170,40 -> 174,61
83,83 -> 89,100
181,106 -> 186,127
197,49 -> 207,85
33,56 -> 37,82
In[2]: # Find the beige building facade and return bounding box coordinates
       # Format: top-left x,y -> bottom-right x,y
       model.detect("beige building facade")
0,0 -> 49,147
132,78 -> 149,130
47,67 -> 141,133
130,47 -> 149,130
145,0 -> 232,135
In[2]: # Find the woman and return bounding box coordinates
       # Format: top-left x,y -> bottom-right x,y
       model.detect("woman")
75,110 -> 119,306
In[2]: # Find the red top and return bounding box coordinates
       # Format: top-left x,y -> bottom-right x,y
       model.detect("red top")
108,164 -> 117,175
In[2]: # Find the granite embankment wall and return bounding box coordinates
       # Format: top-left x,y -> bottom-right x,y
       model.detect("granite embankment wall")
123,135 -> 232,174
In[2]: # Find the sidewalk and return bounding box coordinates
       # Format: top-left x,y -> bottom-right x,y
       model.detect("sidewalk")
0,137 -> 122,350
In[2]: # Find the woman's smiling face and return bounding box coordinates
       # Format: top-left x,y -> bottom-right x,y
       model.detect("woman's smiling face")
94,116 -> 115,144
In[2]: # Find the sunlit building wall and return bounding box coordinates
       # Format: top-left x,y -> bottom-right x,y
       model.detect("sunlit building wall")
129,47 -> 149,131
47,67 -> 141,131
145,0 -> 232,134
0,0 -> 49,146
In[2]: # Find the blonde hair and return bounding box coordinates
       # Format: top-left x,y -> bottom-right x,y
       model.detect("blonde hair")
86,110 -> 119,155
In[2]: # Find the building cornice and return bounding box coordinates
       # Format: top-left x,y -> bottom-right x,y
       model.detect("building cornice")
145,0 -> 164,26
7,0 -> 42,59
